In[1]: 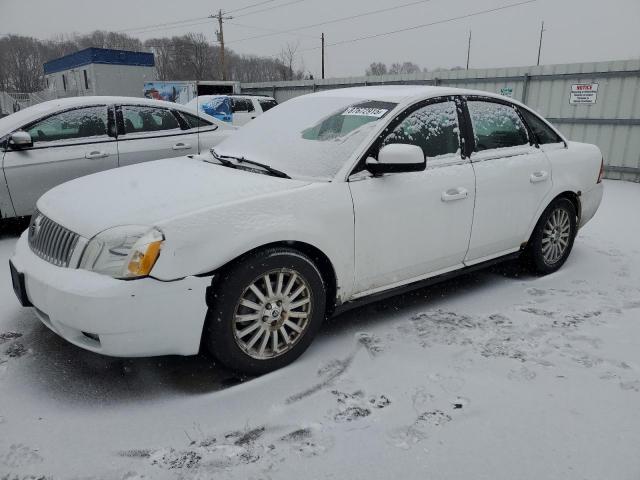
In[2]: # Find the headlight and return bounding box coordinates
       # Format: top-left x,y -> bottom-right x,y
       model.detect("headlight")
79,226 -> 164,279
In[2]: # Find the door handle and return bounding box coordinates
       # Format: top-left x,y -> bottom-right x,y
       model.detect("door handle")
441,187 -> 469,202
530,170 -> 549,183
85,151 -> 108,159
172,142 -> 192,151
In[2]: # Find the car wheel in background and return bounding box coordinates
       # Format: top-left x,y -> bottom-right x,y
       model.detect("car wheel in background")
204,247 -> 326,375
525,197 -> 577,275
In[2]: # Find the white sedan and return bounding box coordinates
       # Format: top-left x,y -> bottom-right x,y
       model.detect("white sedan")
0,96 -> 235,220
9,86 -> 604,374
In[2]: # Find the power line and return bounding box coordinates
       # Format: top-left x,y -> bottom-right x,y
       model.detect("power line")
227,0 -> 435,45
232,0 -> 310,19
115,16 -> 209,34
108,0 -> 308,36
226,21 -> 318,40
300,0 -> 537,52
224,0 -> 278,14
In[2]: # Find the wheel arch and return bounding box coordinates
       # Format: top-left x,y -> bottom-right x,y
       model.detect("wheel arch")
555,190 -> 582,224
524,190 -> 582,249
205,240 -> 339,316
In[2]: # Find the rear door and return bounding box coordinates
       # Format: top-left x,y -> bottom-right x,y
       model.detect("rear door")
116,104 -> 198,167
3,105 -> 118,216
231,98 -> 255,126
175,110 -> 234,151
464,97 -> 552,263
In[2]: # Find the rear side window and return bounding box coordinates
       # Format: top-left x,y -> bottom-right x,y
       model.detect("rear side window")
258,99 -> 278,112
519,108 -> 563,144
232,98 -> 254,113
180,112 -> 215,129
121,106 -> 180,134
467,100 -> 529,151
382,101 -> 461,158
26,106 -> 108,144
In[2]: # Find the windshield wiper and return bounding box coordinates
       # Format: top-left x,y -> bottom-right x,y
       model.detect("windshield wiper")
210,149 -> 290,179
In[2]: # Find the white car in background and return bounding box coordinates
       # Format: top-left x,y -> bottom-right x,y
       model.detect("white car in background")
186,95 -> 278,126
10,86 -> 604,375
0,96 -> 235,220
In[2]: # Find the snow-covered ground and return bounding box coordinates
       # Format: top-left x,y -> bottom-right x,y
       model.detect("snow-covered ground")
1,180 -> 639,480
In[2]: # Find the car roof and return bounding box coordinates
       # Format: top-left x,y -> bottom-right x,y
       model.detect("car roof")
0,96 -> 224,136
309,85 -> 526,107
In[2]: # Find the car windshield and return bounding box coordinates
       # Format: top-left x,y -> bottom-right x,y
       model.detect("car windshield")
212,96 -> 397,180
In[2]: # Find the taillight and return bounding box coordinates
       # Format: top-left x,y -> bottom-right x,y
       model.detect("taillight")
597,157 -> 604,184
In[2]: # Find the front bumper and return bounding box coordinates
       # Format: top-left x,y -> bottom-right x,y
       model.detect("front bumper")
10,231 -> 210,357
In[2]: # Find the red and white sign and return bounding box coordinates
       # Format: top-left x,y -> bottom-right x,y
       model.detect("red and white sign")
570,83 -> 599,104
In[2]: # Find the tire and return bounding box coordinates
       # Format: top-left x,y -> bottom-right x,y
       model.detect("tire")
525,197 -> 577,275
204,247 -> 326,375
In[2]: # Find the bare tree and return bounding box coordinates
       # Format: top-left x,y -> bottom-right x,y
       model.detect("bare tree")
388,61 -> 421,74
278,41 -> 300,81
1,35 -> 46,92
185,33 -> 211,80
0,30 -> 308,93
366,62 -> 388,76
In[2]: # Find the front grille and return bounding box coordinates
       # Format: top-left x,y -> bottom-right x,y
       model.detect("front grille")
28,211 -> 79,268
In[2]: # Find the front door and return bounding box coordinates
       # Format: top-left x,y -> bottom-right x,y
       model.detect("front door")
349,98 -> 476,296
464,98 -> 553,263
3,105 -> 118,216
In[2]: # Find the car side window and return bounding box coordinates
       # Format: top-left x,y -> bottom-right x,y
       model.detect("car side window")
121,106 -> 180,135
180,112 -> 216,129
258,99 -> 278,112
467,100 -> 529,151
519,108 -> 563,144
381,101 -> 460,158
232,99 -> 254,113
26,106 -> 108,144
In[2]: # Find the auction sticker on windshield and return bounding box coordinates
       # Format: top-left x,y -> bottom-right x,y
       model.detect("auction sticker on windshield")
342,106 -> 389,117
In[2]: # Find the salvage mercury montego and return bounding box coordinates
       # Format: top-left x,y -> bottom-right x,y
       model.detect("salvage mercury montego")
10,86 -> 604,374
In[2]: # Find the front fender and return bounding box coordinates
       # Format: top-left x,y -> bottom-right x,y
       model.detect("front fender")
151,182 -> 356,301
1,150 -> 16,219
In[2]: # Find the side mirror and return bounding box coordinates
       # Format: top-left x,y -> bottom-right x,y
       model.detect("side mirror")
366,144 -> 425,175
9,131 -> 33,149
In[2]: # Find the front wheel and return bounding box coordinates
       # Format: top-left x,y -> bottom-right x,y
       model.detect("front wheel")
525,198 -> 577,275
204,248 -> 326,375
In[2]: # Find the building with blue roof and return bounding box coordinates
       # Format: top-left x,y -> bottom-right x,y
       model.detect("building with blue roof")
44,47 -> 156,97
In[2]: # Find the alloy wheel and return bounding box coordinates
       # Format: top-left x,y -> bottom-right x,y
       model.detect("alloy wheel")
542,207 -> 572,265
233,268 -> 312,359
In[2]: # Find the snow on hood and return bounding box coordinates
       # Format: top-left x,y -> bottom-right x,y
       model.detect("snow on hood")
37,156 -> 309,238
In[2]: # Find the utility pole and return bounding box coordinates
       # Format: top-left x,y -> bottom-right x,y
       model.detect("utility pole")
210,9 -> 232,81
321,33 -> 325,79
537,21 -> 545,66
466,30 -> 471,70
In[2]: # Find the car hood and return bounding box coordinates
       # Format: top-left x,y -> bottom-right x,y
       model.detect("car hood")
37,156 -> 310,238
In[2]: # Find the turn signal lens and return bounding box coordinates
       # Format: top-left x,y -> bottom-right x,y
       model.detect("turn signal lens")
127,240 -> 162,278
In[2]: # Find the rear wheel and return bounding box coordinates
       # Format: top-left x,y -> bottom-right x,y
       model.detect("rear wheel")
204,248 -> 326,375
525,198 -> 577,275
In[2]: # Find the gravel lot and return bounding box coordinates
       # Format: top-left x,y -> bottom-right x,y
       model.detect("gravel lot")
1,179 -> 639,480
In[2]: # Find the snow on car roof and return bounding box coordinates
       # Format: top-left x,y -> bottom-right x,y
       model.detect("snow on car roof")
310,85 -> 524,106
0,96 -> 219,136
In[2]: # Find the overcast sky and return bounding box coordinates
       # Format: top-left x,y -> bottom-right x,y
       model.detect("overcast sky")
2,0 -> 639,78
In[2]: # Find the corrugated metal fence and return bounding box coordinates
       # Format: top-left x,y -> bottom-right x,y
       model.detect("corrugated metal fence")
241,59 -> 640,182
